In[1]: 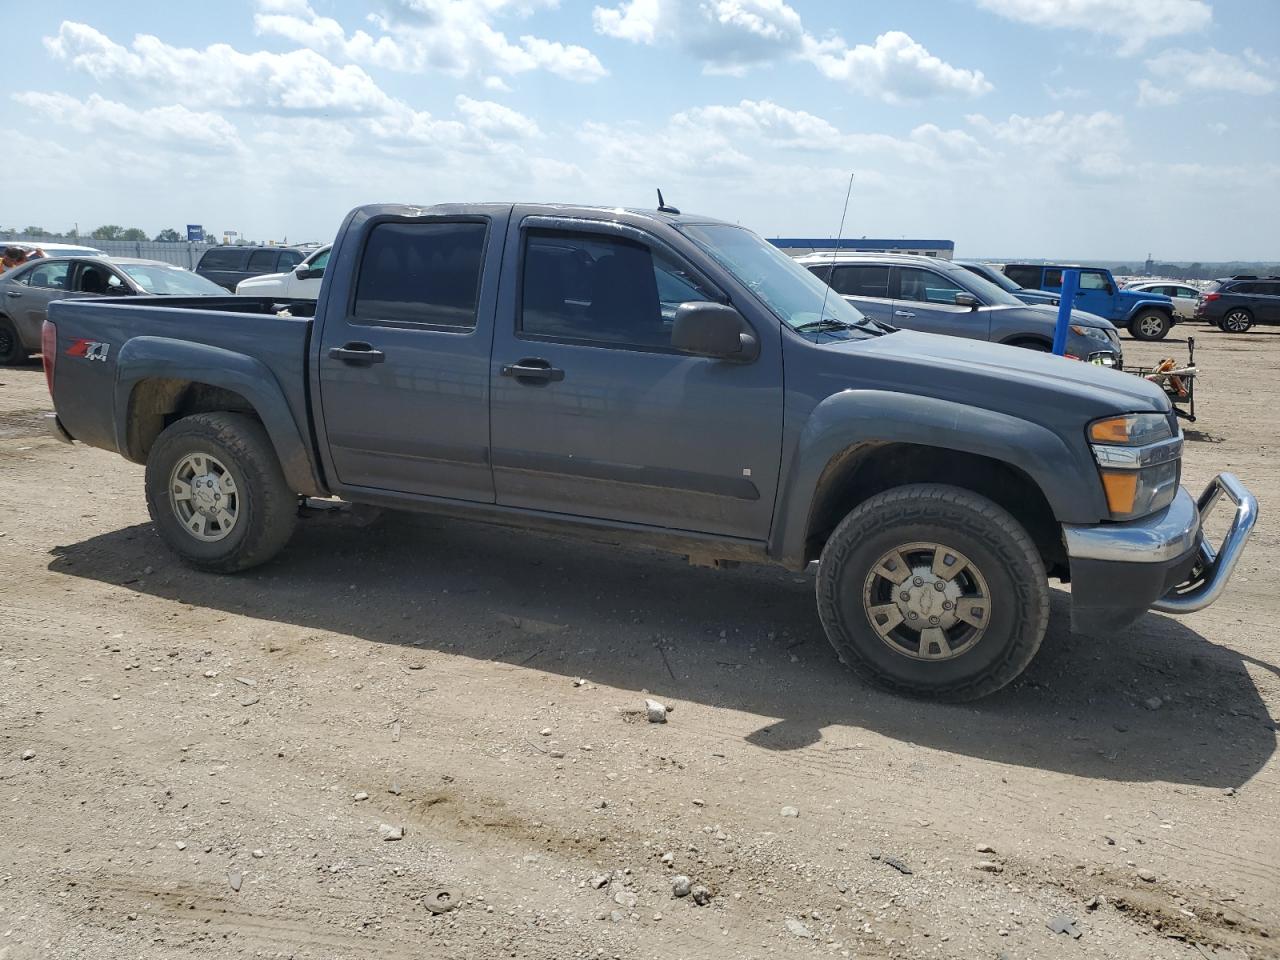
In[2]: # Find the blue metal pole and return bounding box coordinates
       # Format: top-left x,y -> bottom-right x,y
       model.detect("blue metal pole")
1053,268 -> 1078,356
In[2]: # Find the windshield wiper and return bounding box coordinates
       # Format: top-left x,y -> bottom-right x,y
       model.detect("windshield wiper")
794,317 -> 857,333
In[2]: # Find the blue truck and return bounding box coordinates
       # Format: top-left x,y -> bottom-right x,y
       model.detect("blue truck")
1002,263 -> 1178,341
42,202 -> 1256,702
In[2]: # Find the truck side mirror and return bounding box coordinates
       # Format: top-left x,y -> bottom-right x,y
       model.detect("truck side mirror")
954,292 -> 979,309
295,267 -> 324,280
671,302 -> 758,361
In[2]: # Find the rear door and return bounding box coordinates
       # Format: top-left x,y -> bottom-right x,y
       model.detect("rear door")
814,263 -> 894,324
488,214 -> 783,540
893,266 -> 991,340
8,259 -> 74,344
316,211 -> 508,501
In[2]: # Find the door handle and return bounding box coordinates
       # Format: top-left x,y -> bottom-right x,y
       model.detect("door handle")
5,290 -> 20,298
328,342 -> 385,365
501,358 -> 564,384
893,310 -> 915,318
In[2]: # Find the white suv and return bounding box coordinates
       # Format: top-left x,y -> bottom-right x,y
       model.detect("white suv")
235,244 -> 330,299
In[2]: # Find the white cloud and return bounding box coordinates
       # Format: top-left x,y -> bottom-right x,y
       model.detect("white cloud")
483,74 -> 513,92
12,91 -> 243,152
1146,47 -> 1276,96
46,21 -> 401,115
671,100 -> 841,148
975,0 -> 1212,52
1045,84 -> 1087,100
803,31 -> 992,103
593,2 -> 989,97
966,109 -> 1128,179
254,0 -> 607,82
455,94 -> 542,138
1136,78 -> 1180,106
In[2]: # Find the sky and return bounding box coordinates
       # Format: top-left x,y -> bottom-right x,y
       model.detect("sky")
4,0 -> 1278,260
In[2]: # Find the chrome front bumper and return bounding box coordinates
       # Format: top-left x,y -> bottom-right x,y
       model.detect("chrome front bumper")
1064,473 -> 1257,615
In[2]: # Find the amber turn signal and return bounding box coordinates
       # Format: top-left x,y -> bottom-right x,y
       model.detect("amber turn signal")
1100,470 -> 1139,516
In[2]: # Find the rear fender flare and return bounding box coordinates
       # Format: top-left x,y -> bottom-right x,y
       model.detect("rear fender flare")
115,336 -> 323,496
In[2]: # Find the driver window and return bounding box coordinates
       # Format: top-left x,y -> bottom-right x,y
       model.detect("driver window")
309,248 -> 331,273
1079,271 -> 1109,291
75,263 -> 113,294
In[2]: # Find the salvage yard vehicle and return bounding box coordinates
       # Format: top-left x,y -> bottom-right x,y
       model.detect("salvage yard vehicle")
43,202 -> 1258,701
235,244 -> 331,300
195,245 -> 310,292
953,260 -> 1060,306
0,256 -> 224,364
1195,276 -> 1280,333
800,252 -> 1122,366
1003,263 -> 1177,341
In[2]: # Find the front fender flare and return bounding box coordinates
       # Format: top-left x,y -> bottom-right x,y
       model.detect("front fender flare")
114,337 -> 324,496
769,390 -> 1103,567
1122,298 -> 1174,322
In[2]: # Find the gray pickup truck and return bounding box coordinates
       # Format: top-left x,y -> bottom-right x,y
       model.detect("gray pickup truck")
43,202 -> 1257,701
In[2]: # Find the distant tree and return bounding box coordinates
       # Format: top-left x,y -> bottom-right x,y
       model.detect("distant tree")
91,225 -> 125,240
120,228 -> 148,241
23,226 -> 49,238
154,228 -> 182,242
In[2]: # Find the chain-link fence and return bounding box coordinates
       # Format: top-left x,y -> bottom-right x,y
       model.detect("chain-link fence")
0,236 -> 214,268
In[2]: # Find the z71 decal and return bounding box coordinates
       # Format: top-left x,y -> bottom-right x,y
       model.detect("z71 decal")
66,339 -> 110,362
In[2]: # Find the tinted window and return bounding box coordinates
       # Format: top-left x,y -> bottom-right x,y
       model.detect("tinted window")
521,230 -> 716,350
825,264 -> 890,298
1231,282 -> 1259,294
307,248 -> 331,274
898,267 -> 967,305
1079,271 -> 1109,291
23,261 -> 70,290
353,220 -> 487,328
248,250 -> 278,272
1043,268 -> 1064,289
1257,282 -> 1280,296
1003,265 -> 1041,288
199,248 -> 246,270
278,250 -> 303,270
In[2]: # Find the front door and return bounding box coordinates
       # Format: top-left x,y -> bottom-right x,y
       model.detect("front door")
1069,269 -> 1114,318
893,266 -> 992,340
488,215 -> 784,541
316,212 -> 508,501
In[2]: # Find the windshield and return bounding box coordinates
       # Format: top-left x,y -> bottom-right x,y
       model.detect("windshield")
120,263 -> 226,295
678,223 -> 882,335
943,265 -> 1023,306
966,263 -> 1023,294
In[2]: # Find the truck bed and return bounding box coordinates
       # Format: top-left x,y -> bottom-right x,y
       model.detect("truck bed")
46,296 -> 317,482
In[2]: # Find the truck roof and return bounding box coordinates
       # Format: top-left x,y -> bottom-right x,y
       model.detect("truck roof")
354,201 -> 727,229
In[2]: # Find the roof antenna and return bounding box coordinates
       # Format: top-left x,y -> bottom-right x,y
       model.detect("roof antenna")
656,188 -> 681,215
817,172 -> 855,324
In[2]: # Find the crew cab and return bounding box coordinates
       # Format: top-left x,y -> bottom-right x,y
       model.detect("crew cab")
43,203 -> 1257,702
1003,263 -> 1177,341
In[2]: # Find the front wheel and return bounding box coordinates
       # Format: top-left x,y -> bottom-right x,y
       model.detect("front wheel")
1129,310 -> 1171,341
145,412 -> 297,572
0,316 -> 26,365
1220,308 -> 1253,333
816,484 -> 1049,701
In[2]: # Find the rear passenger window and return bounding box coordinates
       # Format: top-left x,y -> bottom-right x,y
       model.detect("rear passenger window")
354,220 -> 487,328
1004,265 -> 1040,288
520,229 -> 716,350
827,265 -> 890,298
1043,269 -> 1063,289
23,262 -> 70,290
199,249 -> 244,270
248,250 -> 278,272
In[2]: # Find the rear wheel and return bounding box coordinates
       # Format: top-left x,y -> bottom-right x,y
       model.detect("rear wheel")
1221,308 -> 1253,333
145,412 -> 297,572
0,316 -> 25,365
816,484 -> 1049,701
1129,310 -> 1171,341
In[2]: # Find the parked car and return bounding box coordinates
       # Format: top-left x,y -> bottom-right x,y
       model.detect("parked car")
45,201 -> 1256,702
196,245 -> 309,292
0,256 -> 224,363
954,260 -> 1059,306
1125,280 -> 1201,321
235,244 -> 331,299
1194,276 -> 1280,333
2,241 -> 106,259
1002,263 -> 1177,340
800,253 -> 1122,366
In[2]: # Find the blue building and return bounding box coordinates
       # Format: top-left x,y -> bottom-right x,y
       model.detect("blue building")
770,237 -> 954,260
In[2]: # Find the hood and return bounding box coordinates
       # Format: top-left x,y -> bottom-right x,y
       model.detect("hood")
810,329 -> 1168,422
1020,304 -> 1116,330
1016,288 -> 1059,305
237,270 -> 290,287
1120,288 -> 1172,304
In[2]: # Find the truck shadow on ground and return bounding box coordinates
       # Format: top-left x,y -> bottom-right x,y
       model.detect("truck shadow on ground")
48,509 -> 1276,789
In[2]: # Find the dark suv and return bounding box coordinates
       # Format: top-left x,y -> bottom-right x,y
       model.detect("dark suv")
1195,276 -> 1280,333
195,245 -> 308,292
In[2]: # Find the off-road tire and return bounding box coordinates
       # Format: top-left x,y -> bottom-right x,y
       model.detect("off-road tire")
816,484 -> 1049,701
145,412 -> 297,572
0,316 -> 25,365
1220,308 -> 1253,334
1129,310 -> 1171,341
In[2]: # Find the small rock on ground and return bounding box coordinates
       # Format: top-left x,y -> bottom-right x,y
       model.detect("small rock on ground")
644,699 -> 667,723
780,806 -> 799,818
671,875 -> 691,898
379,823 -> 404,841
785,918 -> 812,939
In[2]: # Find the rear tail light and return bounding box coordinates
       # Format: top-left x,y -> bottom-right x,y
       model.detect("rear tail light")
41,320 -> 56,396
1202,292 -> 1221,303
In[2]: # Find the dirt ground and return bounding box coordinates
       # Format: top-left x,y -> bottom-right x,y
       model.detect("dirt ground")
1,325 -> 1277,960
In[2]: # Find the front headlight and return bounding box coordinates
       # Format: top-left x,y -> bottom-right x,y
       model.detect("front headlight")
1071,324 -> 1111,341
1088,414 -> 1180,519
